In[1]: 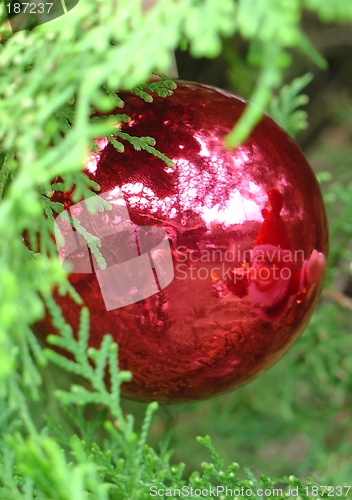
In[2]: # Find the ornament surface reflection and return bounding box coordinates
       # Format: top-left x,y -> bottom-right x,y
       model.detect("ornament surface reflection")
37,82 -> 328,403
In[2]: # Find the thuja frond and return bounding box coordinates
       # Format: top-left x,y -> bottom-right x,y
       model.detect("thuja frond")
130,88 -> 154,103
89,114 -> 131,132
6,433 -> 110,500
39,301 -> 160,498
50,172 -> 100,204
115,131 -> 175,168
108,136 -> 125,153
225,42 -> 285,148
43,305 -> 130,424
269,72 -> 313,137
18,329 -> 45,401
129,401 -> 159,496
133,75 -> 177,100
90,90 -> 125,114
68,216 -> 107,271
0,152 -> 11,199
196,435 -> 224,471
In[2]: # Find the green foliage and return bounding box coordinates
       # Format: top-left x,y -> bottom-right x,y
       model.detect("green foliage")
2,317 -> 351,499
269,72 -> 313,137
302,0 -> 352,23
1,0 -> 352,498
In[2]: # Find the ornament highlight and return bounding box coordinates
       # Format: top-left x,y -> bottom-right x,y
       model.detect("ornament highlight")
36,81 -> 328,403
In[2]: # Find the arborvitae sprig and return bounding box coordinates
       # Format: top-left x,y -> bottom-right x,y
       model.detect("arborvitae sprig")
133,74 -> 177,100
269,72 -> 313,137
114,131 -> 175,168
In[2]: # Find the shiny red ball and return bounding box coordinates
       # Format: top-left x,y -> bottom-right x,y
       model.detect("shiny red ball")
36,81 -> 328,403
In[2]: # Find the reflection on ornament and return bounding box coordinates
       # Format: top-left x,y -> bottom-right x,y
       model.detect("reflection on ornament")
35,81 -> 328,403
226,188 -> 325,322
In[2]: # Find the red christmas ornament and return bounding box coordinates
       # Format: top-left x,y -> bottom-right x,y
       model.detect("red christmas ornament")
35,81 -> 328,403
